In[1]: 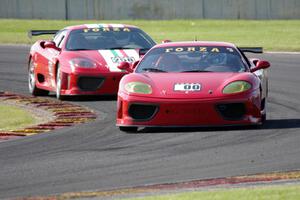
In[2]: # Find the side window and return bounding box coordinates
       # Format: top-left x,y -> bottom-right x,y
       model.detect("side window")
237,48 -> 251,68
53,30 -> 67,48
57,35 -> 66,48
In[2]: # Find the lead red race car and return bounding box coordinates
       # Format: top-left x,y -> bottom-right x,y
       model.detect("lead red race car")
28,24 -> 156,99
116,41 -> 270,132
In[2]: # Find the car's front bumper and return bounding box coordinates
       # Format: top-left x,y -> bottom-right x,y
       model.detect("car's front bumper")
60,71 -> 126,96
116,90 -> 262,127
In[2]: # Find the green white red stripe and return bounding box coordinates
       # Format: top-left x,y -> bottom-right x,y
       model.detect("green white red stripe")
85,24 -> 125,29
99,49 -> 139,72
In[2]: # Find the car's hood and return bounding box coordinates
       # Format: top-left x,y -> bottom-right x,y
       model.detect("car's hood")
62,49 -> 139,72
122,72 -> 258,99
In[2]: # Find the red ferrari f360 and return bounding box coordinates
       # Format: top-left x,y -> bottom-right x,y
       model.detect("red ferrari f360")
28,24 -> 156,99
116,41 -> 270,132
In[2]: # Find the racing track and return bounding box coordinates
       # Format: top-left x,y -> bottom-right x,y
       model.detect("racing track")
0,45 -> 299,198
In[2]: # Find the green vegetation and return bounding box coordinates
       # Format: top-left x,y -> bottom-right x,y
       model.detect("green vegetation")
0,19 -> 300,51
125,184 -> 300,200
0,104 -> 36,131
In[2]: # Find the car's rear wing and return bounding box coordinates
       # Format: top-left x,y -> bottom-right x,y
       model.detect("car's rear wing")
239,47 -> 263,54
28,30 -> 59,39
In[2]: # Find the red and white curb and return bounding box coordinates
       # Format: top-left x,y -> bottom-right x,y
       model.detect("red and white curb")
0,92 -> 97,141
16,170 -> 300,200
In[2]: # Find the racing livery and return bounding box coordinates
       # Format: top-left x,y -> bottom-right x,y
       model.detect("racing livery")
116,41 -> 270,132
28,24 -> 156,99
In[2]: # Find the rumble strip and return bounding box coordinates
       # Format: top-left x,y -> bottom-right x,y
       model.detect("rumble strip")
14,170 -> 300,200
0,92 -> 96,141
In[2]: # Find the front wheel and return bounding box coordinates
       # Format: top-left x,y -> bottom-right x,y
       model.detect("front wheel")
28,59 -> 49,96
260,98 -> 267,124
119,126 -> 138,133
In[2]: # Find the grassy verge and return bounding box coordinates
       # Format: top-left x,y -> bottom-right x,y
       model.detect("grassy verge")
0,19 -> 300,51
0,104 -> 36,131
125,184 -> 300,200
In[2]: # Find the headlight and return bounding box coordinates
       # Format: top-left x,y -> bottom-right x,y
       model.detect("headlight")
124,82 -> 152,94
69,58 -> 97,71
223,81 -> 252,94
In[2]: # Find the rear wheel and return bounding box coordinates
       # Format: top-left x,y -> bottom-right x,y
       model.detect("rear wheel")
261,113 -> 266,124
28,59 -> 49,96
56,65 -> 65,100
119,126 -> 138,133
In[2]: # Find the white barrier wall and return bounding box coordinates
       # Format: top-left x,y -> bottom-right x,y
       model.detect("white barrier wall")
0,0 -> 299,20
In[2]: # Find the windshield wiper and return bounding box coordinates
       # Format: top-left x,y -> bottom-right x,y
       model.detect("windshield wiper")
181,70 -> 213,73
69,48 -> 91,51
142,68 -> 166,72
108,47 -> 134,50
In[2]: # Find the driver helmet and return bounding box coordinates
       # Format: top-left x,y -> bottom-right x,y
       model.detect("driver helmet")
208,53 -> 226,65
156,53 -> 181,72
115,31 -> 131,46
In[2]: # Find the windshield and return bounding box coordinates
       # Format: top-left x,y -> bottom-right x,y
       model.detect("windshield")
65,27 -> 155,51
136,46 -> 247,73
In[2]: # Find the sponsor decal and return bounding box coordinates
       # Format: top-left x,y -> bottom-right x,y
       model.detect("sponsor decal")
164,46 -> 235,53
84,24 -> 131,32
99,49 -> 139,72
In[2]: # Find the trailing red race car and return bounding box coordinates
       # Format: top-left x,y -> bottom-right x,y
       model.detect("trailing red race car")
28,24 -> 156,99
116,41 -> 270,132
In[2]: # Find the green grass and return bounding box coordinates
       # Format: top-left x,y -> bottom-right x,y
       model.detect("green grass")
0,104 -> 36,131
0,19 -> 300,51
125,184 -> 300,200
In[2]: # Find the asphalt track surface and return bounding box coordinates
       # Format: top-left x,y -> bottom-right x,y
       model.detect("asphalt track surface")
0,45 -> 299,198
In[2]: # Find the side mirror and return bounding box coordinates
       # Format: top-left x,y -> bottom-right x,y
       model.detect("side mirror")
139,49 -> 149,56
117,62 -> 133,73
131,60 -> 140,70
43,41 -> 61,51
161,39 -> 172,43
250,60 -> 270,72
249,58 -> 259,66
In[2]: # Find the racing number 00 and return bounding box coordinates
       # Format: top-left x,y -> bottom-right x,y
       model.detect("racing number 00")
184,84 -> 200,90
174,83 -> 201,91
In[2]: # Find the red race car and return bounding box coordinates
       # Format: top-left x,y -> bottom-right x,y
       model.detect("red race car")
28,24 -> 156,99
116,41 -> 270,132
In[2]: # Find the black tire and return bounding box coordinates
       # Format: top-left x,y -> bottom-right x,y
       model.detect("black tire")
261,113 -> 266,124
28,59 -> 49,96
261,98 -> 267,124
55,64 -> 65,100
119,126 -> 138,133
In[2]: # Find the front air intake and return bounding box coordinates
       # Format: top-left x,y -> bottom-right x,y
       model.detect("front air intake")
216,103 -> 246,121
128,104 -> 158,121
77,76 -> 104,91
